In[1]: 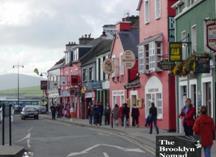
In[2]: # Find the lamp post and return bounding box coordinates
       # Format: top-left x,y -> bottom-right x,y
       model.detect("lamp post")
12,64 -> 24,111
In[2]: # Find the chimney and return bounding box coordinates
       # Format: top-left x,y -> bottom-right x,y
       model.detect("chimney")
65,42 -> 76,51
79,34 -> 94,45
116,15 -> 139,32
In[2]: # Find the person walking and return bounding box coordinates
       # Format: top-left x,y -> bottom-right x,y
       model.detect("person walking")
88,104 -> 94,125
104,105 -> 111,125
98,102 -> 103,126
149,102 -> 159,134
93,103 -> 101,126
112,104 -> 119,127
50,105 -> 56,120
131,104 -> 140,127
193,106 -> 215,157
179,98 -> 196,136
122,103 -> 129,127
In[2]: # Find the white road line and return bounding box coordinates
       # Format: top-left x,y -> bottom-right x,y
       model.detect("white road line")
103,152 -> 110,157
66,144 -> 145,157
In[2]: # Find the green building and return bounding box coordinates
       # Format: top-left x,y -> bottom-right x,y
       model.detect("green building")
172,0 -> 216,132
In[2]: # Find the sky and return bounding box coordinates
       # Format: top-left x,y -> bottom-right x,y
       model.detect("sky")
0,0 -> 139,76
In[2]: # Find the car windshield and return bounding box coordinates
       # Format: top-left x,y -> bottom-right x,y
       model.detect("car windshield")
24,107 -> 36,112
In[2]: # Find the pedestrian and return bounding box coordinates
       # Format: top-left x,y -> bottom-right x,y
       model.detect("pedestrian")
70,104 -> 75,121
50,105 -> 56,120
112,104 -> 119,127
193,106 -> 215,157
132,104 -> 140,127
88,104 -> 94,125
104,105 -> 111,125
0,105 -> 2,122
179,98 -> 196,136
98,102 -> 103,126
149,102 -> 159,134
93,103 -> 101,126
122,103 -> 129,127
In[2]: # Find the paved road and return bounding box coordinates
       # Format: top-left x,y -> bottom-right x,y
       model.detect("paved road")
0,116 -> 154,157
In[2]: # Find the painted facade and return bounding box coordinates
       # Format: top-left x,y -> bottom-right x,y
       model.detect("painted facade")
137,0 -> 177,131
173,0 -> 216,133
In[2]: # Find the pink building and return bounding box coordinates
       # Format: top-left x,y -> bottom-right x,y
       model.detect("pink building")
137,0 -> 177,131
109,16 -> 140,125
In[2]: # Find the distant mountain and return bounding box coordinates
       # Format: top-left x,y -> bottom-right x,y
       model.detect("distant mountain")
0,74 -> 43,90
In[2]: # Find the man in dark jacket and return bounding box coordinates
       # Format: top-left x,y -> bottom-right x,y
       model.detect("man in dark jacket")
193,106 -> 215,157
50,105 -> 56,120
149,102 -> 159,134
131,104 -> 139,127
122,103 -> 130,127
104,105 -> 111,125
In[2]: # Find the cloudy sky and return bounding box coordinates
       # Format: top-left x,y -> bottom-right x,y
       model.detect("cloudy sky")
0,0 -> 138,76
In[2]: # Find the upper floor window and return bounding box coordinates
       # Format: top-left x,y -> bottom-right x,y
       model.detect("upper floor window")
181,31 -> 188,60
120,53 -> 124,75
155,0 -> 161,19
73,49 -> 79,61
89,67 -> 93,81
82,69 -> 87,82
144,0 -> 150,24
103,56 -> 106,80
191,25 -> 197,52
138,41 -> 162,73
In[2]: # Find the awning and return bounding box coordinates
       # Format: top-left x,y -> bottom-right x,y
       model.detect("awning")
139,33 -> 163,45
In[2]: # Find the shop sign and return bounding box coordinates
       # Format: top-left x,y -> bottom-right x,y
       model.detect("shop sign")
122,50 -> 136,69
85,92 -> 94,98
158,60 -> 176,71
194,55 -> 210,74
112,90 -> 125,96
169,42 -> 182,62
206,20 -> 216,52
102,58 -> 114,75
40,80 -> 48,90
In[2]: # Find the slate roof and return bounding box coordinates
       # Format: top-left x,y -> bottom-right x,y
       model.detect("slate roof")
48,58 -> 65,72
80,38 -> 113,67
118,28 -> 139,58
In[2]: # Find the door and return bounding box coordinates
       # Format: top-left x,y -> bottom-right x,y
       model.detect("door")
203,82 -> 212,116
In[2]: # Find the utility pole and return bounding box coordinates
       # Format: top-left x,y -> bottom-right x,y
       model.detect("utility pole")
13,64 -> 24,108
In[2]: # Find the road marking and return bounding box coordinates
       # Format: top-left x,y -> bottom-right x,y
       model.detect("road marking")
66,144 -> 145,157
103,152 -> 110,157
32,135 -> 91,142
16,127 -> 32,149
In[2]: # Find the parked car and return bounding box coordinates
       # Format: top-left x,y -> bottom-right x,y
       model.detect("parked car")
38,106 -> 47,114
21,106 -> 39,120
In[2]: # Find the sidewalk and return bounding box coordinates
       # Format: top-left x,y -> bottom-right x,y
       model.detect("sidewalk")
43,114 -> 216,156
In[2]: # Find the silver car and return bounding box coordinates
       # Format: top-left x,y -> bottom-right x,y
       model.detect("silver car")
21,106 -> 39,120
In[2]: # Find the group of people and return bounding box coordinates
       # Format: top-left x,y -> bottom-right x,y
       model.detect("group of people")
87,102 -> 104,126
179,98 -> 215,157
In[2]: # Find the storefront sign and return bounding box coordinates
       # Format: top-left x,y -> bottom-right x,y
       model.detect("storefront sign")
122,50 -> 136,69
112,90 -> 125,96
206,20 -> 216,52
85,92 -> 94,98
194,55 -> 210,73
158,60 -> 176,71
169,42 -> 182,62
102,58 -> 114,75
40,80 -> 48,90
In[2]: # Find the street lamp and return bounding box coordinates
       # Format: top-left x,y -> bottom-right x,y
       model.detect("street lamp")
12,64 -> 24,109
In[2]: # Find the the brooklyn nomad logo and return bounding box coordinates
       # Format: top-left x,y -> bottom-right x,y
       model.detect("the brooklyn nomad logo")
156,136 -> 201,157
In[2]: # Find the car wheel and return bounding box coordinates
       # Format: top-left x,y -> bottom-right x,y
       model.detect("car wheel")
21,117 -> 25,120
35,115 -> 39,120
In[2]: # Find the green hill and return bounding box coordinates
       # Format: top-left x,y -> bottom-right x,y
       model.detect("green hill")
0,86 -> 43,97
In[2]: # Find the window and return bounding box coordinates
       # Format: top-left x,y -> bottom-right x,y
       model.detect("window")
89,67 -> 93,81
149,42 -> 156,70
144,44 -> 149,70
144,0 -> 150,23
156,93 -> 163,119
73,49 -> 79,61
82,69 -> 87,82
120,53 -> 124,75
191,25 -> 197,52
138,45 -> 145,73
98,58 -> 101,81
181,31 -> 188,60
155,0 -> 161,19
103,56 -> 106,80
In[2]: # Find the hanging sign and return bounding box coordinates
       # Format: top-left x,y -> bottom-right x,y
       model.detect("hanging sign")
122,50 -> 136,69
206,20 -> 216,52
102,58 -> 114,75
169,42 -> 182,62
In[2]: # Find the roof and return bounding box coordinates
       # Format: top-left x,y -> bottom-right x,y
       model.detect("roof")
137,0 -> 143,11
80,38 -> 113,67
118,28 -> 139,57
48,58 -> 65,72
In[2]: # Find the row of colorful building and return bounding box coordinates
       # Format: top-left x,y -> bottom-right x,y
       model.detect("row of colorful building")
46,0 -> 216,132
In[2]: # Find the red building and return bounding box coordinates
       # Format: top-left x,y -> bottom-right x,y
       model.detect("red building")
137,0 -> 177,131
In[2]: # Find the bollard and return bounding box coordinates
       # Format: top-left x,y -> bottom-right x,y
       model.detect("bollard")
2,104 -> 5,145
9,104 -> 12,146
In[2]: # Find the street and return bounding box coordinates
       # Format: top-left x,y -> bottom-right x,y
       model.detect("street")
0,116 -> 153,157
